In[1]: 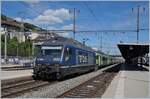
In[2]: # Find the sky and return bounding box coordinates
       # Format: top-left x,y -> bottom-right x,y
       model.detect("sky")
1,1 -> 149,55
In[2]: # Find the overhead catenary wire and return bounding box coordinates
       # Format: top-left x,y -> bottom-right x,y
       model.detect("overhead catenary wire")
14,2 -> 148,56
19,2 -> 149,33
83,2 -> 101,28
20,1 -> 149,45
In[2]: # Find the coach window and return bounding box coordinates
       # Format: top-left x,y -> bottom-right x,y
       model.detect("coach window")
65,47 -> 72,61
96,55 -> 99,59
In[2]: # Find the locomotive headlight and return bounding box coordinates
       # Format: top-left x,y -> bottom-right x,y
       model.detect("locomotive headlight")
37,64 -> 41,66
54,64 -> 59,66
53,58 -> 60,61
37,58 -> 44,61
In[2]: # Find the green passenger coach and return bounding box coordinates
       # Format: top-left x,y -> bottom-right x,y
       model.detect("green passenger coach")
95,51 -> 118,68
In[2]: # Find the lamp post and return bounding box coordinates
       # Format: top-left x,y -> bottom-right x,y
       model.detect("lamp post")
4,31 -> 8,64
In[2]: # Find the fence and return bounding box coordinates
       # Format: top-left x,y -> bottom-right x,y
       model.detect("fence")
1,56 -> 34,67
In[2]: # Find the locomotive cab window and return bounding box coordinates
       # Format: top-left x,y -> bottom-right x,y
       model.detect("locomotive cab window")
34,46 -> 42,56
41,46 -> 62,61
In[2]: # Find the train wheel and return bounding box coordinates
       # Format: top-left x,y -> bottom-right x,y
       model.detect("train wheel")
94,66 -> 98,71
32,74 -> 39,80
55,72 -> 62,80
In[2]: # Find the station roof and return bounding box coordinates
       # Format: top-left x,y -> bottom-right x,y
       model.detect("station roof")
117,43 -> 149,60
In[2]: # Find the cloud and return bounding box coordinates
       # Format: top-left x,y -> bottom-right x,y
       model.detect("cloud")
62,24 -> 73,30
15,17 -> 32,24
46,26 -> 58,30
57,24 -> 73,37
15,8 -> 71,25
34,8 -> 71,25
44,8 -> 71,20
14,17 -> 21,22
24,19 -> 33,23
24,1 -> 40,4
34,15 -> 63,24
15,15 -> 72,37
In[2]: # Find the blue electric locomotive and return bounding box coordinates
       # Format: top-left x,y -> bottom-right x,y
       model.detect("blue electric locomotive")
33,37 -> 97,80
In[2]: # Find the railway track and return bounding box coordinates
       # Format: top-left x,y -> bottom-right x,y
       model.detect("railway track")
1,63 -> 121,98
57,64 -> 121,98
1,76 -> 52,98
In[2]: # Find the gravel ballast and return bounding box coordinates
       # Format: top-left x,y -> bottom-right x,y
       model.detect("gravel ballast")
17,64 -> 119,98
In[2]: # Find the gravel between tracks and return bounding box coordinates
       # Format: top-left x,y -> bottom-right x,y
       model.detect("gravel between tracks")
58,64 -> 120,98
16,64 -> 120,98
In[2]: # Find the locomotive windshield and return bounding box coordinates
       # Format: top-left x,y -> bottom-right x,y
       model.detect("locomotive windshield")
40,46 -> 62,61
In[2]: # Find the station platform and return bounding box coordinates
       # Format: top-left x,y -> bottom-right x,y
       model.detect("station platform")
1,64 -> 22,68
1,69 -> 33,80
102,64 -> 149,98
1,63 -> 33,70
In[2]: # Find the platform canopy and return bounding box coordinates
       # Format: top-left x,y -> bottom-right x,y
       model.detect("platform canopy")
117,43 -> 149,60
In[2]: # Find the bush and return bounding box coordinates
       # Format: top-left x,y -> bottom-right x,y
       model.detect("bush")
1,36 -> 33,57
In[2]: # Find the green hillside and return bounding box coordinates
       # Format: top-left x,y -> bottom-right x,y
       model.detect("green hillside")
1,14 -> 44,31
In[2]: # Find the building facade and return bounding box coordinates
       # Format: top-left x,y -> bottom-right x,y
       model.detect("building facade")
1,20 -> 26,42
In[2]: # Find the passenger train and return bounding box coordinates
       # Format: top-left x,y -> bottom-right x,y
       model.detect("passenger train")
33,36 -> 119,80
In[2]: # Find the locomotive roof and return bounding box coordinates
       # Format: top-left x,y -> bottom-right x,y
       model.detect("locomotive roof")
42,36 -> 94,52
